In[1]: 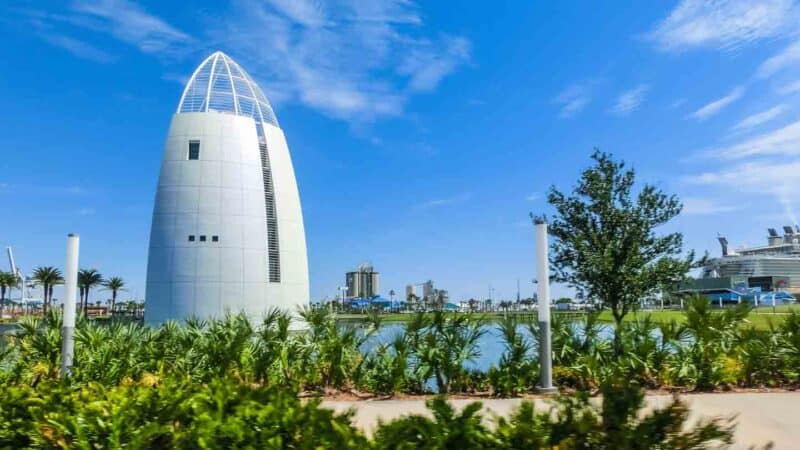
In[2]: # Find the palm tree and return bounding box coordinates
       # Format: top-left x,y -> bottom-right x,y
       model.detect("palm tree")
31,266 -> 63,316
0,271 -> 19,318
102,276 -> 126,317
78,268 -> 104,316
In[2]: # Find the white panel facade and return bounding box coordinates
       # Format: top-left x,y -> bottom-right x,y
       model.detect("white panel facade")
145,52 -> 310,324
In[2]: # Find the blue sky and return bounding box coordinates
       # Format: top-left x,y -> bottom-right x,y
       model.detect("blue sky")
3,0 -> 800,303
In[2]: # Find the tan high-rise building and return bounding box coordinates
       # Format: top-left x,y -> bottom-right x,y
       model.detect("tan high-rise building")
346,263 -> 379,299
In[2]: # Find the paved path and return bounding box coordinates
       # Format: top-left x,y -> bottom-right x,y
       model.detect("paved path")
323,392 -> 799,449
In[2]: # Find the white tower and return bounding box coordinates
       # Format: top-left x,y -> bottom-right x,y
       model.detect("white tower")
145,51 -> 310,324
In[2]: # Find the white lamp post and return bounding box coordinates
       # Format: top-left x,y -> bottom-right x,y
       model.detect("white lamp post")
533,216 -> 556,393
61,233 -> 79,377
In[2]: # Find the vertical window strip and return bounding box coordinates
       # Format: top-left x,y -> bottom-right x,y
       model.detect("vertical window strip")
259,136 -> 281,283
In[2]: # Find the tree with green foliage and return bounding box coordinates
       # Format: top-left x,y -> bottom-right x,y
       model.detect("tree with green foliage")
547,150 -> 697,354
78,268 -> 103,316
0,271 -> 19,318
101,276 -> 126,316
31,266 -> 63,317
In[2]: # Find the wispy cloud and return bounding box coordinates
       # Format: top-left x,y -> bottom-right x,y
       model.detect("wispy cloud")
418,193 -> 471,209
16,0 -> 191,60
399,36 -> 471,93
671,98 -> 688,109
15,0 -> 469,123
610,84 -> 649,116
758,39 -> 800,78
38,32 -> 115,63
69,0 -> 191,56
647,0 -> 798,51
686,158 -> 800,223
212,0 -> 470,122
554,83 -> 591,118
729,104 -> 787,132
64,186 -> 89,195
778,80 -> 800,94
78,207 -> 96,216
525,192 -> 539,202
688,86 -> 744,121
687,118 -> 800,223
708,118 -> 800,159
681,197 -> 740,215
161,72 -> 189,85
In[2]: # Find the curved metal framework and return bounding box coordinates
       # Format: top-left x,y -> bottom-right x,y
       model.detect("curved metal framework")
178,51 -> 278,127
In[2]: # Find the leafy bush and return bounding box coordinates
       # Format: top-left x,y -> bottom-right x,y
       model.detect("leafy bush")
0,375 -> 369,449
488,316 -> 537,396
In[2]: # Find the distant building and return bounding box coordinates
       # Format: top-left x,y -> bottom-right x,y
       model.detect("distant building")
422,280 -> 434,299
419,280 -> 448,305
681,226 -> 800,299
405,284 -> 416,299
346,263 -> 379,299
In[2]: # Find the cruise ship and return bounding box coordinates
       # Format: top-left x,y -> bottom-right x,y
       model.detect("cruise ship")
697,226 -> 800,294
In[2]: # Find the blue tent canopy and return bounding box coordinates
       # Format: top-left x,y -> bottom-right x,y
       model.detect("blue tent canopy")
348,297 -> 406,309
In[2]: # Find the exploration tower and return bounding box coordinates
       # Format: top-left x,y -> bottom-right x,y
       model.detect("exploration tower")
145,51 -> 309,324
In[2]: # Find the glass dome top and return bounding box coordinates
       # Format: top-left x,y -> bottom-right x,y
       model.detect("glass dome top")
177,51 -> 278,127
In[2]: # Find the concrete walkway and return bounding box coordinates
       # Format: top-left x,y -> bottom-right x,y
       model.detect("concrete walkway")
323,392 -> 799,449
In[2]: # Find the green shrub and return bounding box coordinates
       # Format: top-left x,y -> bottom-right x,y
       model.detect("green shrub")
0,375 -> 369,449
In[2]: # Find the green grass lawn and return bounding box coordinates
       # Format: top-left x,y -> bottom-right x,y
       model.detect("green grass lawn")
337,305 -> 800,331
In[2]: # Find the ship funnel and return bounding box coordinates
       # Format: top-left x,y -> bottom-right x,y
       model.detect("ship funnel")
768,228 -> 782,246
717,235 -> 729,256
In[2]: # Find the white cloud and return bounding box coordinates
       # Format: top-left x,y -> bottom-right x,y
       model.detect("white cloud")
78,207 -> 96,216
65,186 -> 89,195
681,197 -> 740,215
687,119 -> 800,223
729,104 -> 787,132
418,193 -> 471,209
214,0 -> 470,121
686,158 -> 800,222
610,84 -> 649,115
708,118 -> 800,159
758,39 -> 800,78
69,0 -> 191,56
17,0 -> 468,123
525,192 -> 539,202
554,84 -> 591,118
18,0 -> 191,59
688,86 -> 744,120
266,0 -> 328,26
778,80 -> 800,94
648,0 -> 798,51
398,36 -> 471,93
39,32 -> 115,63
672,98 -> 688,109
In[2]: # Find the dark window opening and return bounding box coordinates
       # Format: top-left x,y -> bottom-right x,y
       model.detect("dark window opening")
259,142 -> 281,283
212,235 -> 219,242
188,235 -> 195,242
199,235 -> 206,242
188,141 -> 200,160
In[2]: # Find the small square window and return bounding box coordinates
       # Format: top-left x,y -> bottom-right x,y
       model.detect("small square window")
199,235 -> 207,242
212,235 -> 219,242
188,235 -> 195,242
188,141 -> 200,160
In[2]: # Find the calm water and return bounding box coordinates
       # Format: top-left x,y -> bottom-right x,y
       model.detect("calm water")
360,322 -> 619,372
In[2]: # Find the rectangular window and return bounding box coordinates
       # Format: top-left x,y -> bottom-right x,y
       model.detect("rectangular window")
188,235 -> 195,242
188,141 -> 200,160
199,235 -> 207,242
212,235 -> 219,242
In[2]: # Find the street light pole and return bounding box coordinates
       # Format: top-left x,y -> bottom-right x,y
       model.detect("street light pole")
533,215 -> 556,393
61,233 -> 79,378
